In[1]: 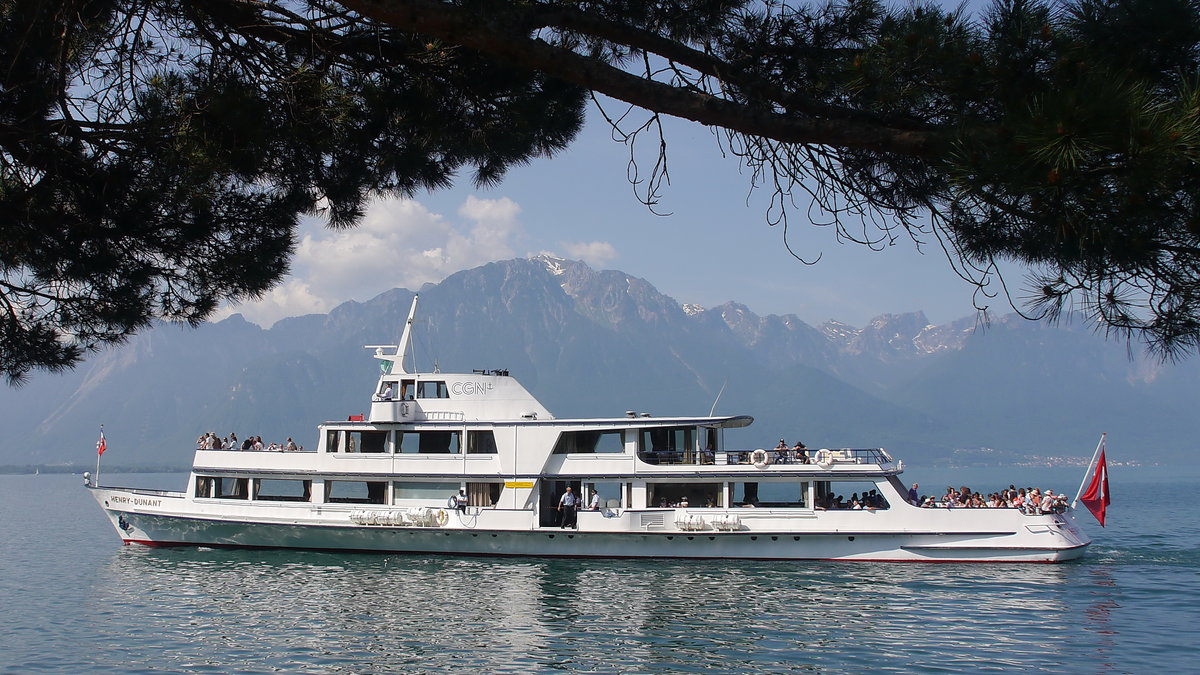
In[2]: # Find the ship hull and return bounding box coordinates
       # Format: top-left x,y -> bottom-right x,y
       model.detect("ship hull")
91,486 -> 1090,563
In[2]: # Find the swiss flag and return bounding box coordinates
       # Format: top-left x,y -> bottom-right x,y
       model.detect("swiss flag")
1079,445 -> 1111,526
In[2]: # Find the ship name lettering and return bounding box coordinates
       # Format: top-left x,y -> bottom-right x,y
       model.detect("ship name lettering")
451,381 -> 493,396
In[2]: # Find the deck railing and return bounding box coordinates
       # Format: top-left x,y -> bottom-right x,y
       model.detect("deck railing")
723,448 -> 893,466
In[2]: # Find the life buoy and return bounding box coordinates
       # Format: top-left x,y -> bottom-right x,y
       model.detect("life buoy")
750,448 -> 770,469
434,509 -> 448,526
814,449 -> 831,466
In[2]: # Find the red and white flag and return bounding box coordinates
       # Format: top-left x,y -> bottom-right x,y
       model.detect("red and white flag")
1079,442 -> 1111,527
96,428 -> 107,457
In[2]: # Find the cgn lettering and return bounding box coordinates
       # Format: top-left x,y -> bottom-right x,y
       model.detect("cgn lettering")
451,381 -> 494,396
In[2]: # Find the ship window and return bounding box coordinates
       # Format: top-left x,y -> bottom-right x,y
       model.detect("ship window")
217,477 -> 249,500
466,482 -> 502,506
400,380 -> 415,400
637,427 -> 699,464
195,476 -> 215,498
648,483 -> 722,508
587,481 -> 625,508
467,430 -> 498,454
325,430 -> 342,453
732,481 -> 807,508
345,430 -> 388,453
326,480 -> 387,504
416,380 -> 449,398
814,481 -> 888,510
553,430 -> 624,454
394,481 -> 461,501
395,430 -> 461,454
254,479 -> 312,502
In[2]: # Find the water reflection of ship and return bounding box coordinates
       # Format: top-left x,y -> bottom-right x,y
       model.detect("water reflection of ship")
88,550 -> 1115,672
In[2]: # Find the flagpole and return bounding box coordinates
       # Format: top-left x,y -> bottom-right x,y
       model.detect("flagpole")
94,424 -> 104,487
1072,432 -> 1106,507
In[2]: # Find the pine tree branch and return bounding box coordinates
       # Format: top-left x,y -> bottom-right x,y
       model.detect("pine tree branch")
337,0 -> 942,156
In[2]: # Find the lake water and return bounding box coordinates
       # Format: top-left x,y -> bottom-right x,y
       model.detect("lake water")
2,467 -> 1197,673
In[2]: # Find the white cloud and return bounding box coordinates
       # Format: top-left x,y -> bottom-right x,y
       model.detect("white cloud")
216,196 -> 524,327
562,240 -> 618,268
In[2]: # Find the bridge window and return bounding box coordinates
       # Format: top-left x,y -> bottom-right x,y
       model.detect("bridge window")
416,380 -> 449,398
553,430 -> 625,454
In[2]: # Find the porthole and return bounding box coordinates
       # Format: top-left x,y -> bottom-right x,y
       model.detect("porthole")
848,536 -> 856,541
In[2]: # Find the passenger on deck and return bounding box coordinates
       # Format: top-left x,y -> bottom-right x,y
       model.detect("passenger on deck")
792,441 -> 809,463
774,439 -> 789,463
558,487 -> 578,528
908,483 -> 919,505
454,488 -> 469,511
589,488 -> 601,511
381,384 -> 393,401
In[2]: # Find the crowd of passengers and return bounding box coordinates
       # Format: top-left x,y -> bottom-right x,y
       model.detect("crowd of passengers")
196,431 -> 304,452
916,485 -> 1068,514
816,490 -> 889,509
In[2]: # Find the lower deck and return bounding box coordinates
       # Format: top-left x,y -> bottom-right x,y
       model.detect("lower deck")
88,475 -> 1092,563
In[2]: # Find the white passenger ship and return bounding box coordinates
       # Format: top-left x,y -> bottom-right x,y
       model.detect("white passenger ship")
87,297 -> 1090,562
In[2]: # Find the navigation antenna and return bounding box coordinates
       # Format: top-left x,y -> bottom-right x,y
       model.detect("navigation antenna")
709,378 -> 728,416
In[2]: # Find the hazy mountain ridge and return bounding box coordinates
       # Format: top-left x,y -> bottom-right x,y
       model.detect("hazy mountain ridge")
2,256 -> 1193,468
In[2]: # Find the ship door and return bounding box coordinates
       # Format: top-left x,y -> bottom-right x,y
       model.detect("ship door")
539,480 -> 582,527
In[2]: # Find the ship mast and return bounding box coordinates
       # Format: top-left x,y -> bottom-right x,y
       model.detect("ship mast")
368,294 -> 419,375
394,294 -> 418,374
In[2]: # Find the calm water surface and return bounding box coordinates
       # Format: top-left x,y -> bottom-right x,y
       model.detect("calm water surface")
1,468 -> 1197,673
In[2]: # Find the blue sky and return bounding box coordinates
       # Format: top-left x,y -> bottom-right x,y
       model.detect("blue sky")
219,101 -> 1014,330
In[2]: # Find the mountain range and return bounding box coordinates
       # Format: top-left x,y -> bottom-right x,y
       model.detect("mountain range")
2,255 -> 1194,469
